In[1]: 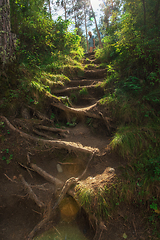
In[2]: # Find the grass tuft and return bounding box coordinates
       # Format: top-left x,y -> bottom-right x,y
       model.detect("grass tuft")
110,124 -> 160,158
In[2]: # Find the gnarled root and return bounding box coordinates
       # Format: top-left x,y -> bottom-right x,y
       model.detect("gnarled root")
19,174 -> 45,208
0,116 -> 99,154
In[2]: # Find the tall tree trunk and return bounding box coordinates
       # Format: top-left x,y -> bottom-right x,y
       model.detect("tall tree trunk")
64,0 -> 67,20
90,2 -> 102,48
72,0 -> 77,28
141,0 -> 146,28
0,0 -> 15,65
84,3 -> 89,52
155,0 -> 160,26
48,0 -> 52,18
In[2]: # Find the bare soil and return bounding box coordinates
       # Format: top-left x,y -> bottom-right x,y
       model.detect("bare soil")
0,53 -> 157,240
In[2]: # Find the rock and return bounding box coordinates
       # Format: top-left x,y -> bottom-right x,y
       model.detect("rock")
57,163 -> 63,173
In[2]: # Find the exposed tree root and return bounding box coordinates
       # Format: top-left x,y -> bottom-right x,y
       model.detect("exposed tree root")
27,211 -> 53,240
99,111 -> 111,132
34,125 -> 69,134
19,174 -> 45,208
26,151 -> 95,239
29,163 -> 64,188
51,101 -> 101,119
53,83 -> 102,94
53,151 -> 95,210
32,128 -> 55,140
26,105 -> 54,123
0,116 -> 99,154
51,101 -> 111,126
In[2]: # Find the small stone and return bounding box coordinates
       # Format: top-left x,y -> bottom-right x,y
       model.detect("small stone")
57,164 -> 63,173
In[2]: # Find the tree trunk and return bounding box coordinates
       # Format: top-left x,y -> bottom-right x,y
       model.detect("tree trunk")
64,0 -> 67,20
141,0 -> 146,28
0,0 -> 15,65
84,3 -> 89,52
155,0 -> 160,26
48,0 -> 52,18
90,2 -> 102,48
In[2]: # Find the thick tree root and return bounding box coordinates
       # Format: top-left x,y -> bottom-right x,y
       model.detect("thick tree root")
51,101 -> 103,120
52,151 -> 95,210
29,163 -> 63,188
52,84 -> 101,94
27,212 -> 53,240
51,101 -> 111,127
0,116 -> 99,154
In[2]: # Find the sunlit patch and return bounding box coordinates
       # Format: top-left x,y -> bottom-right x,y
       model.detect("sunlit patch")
59,196 -> 80,222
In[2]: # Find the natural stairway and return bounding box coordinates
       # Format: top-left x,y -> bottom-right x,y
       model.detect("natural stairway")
0,52 -> 123,240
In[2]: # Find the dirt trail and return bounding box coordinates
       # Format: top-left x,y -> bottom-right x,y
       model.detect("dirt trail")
0,53 -> 152,240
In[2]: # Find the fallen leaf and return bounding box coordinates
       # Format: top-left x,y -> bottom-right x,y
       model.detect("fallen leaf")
123,233 -> 127,239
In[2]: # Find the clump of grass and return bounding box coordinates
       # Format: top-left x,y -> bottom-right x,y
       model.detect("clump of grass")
75,179 -> 120,220
79,87 -> 88,96
110,124 -> 160,158
62,65 -> 84,78
75,186 -> 93,213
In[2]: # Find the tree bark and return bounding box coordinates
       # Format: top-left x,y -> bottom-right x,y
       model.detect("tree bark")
84,3 -> 89,52
0,0 -> 15,65
48,0 -> 52,18
89,1 -> 102,48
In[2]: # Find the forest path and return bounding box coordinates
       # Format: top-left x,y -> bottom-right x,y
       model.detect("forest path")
50,52 -> 111,155
0,53 -> 123,240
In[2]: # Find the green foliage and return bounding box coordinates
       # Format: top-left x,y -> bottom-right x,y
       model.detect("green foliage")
95,35 -> 117,63
10,0 -> 84,67
2,149 -> 13,164
79,87 -> 88,96
17,15 -> 83,66
110,125 -> 160,158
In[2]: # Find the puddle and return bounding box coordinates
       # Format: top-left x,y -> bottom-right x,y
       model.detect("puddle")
34,221 -> 88,240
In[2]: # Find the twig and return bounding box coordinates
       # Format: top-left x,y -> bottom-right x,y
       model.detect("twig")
18,162 -> 34,178
99,111 -> 111,132
58,161 -> 80,165
27,152 -> 33,164
4,173 -> 18,183
78,151 -> 96,181
32,209 -> 42,215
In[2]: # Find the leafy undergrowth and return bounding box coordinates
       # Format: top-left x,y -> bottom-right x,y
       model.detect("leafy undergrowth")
0,53 -> 84,117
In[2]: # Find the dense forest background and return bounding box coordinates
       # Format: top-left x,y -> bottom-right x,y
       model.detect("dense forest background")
0,0 -> 160,237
